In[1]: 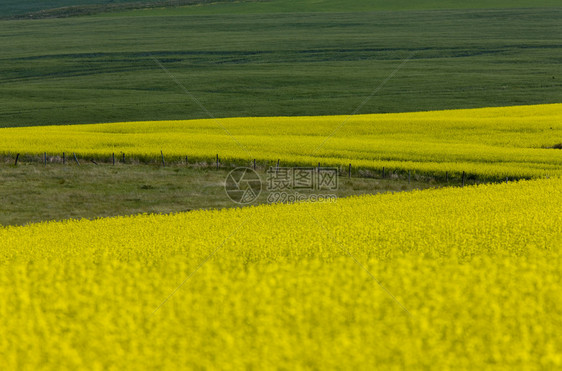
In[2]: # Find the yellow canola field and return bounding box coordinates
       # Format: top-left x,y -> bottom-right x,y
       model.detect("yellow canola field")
1,178 -> 561,369
1,104 -> 561,178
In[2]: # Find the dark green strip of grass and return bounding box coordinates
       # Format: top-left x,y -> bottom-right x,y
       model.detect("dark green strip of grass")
3,0 -> 561,18
0,162 -> 443,226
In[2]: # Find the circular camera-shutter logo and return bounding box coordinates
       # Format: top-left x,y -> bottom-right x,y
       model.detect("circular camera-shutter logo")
225,167 -> 262,204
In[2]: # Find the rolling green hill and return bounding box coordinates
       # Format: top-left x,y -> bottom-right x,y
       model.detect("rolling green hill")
3,0 -> 562,18
111,0 -> 562,17
0,0 -> 247,19
0,1 -> 560,127
0,0 -> 155,17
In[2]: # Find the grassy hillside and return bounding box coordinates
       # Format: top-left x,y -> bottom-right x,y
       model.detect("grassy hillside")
0,0 -> 156,17
112,0 -> 562,16
0,164 -> 434,226
3,0 -> 561,18
1,0 -> 251,19
1,7 -> 560,127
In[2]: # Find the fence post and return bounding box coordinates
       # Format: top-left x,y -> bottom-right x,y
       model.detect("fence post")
44,152 -> 47,167
122,153 -> 125,164
73,153 -> 80,166
161,150 -> 165,167
14,153 -> 19,166
253,159 -> 256,170
216,154 -> 219,169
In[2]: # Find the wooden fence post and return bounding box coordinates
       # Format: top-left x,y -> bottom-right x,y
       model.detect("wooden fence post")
112,153 -> 115,166
122,153 -> 125,164
253,159 -> 256,170
73,153 -> 80,166
14,153 -> 19,166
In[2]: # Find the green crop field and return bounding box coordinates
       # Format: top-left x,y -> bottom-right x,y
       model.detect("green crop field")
111,0 -> 562,16
0,0 -> 162,18
3,0 -> 561,18
0,1 -> 560,127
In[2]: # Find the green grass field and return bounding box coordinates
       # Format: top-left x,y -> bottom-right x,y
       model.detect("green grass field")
3,0 -> 561,18
0,162 -> 439,226
0,3 -> 560,127
111,0 -> 562,16
0,0 -> 161,17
